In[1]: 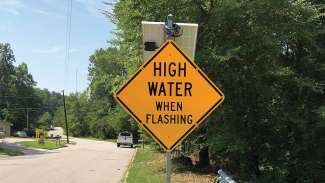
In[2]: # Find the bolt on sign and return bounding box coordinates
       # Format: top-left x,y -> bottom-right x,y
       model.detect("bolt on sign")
115,40 -> 224,151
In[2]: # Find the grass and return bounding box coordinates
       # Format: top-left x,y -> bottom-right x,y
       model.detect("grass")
125,146 -> 165,183
124,145 -> 217,183
17,140 -> 66,150
0,147 -> 24,156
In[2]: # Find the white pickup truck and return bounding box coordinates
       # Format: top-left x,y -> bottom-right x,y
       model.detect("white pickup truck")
117,131 -> 133,148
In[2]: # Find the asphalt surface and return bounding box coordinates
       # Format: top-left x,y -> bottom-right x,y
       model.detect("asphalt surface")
0,138 -> 135,183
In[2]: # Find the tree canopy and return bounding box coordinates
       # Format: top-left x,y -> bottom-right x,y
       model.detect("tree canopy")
0,43 -> 62,131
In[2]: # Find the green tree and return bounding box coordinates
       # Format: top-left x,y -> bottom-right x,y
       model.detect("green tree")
1,43 -> 62,131
86,47 -> 138,139
0,43 -> 41,130
0,43 -> 16,121
36,112 -> 53,128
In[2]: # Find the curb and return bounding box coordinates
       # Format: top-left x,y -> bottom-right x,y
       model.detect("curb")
121,148 -> 137,183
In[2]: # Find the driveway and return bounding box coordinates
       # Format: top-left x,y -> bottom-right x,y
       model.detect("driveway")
0,138 -> 135,183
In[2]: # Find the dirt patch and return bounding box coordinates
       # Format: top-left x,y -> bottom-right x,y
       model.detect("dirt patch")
172,171 -> 217,183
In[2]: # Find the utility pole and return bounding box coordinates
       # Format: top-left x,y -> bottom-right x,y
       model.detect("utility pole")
62,90 -> 69,144
26,108 -> 29,130
75,69 -> 78,93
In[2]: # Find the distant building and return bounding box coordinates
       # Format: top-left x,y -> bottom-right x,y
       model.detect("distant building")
0,120 -> 12,137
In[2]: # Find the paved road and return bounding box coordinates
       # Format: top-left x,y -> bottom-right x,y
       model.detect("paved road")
0,138 -> 135,183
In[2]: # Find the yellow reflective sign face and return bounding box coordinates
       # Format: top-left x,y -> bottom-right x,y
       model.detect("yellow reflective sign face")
115,40 -> 224,151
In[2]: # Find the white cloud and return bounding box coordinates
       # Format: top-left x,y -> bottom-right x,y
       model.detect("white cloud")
32,45 -> 64,54
0,0 -> 109,19
35,9 -> 51,16
32,45 -> 79,54
74,0 -> 106,18
0,0 -> 24,15
0,0 -> 63,18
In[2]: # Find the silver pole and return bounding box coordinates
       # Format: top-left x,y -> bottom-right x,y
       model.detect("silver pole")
165,14 -> 176,183
166,152 -> 172,183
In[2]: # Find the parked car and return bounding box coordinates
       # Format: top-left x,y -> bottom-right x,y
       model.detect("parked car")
14,131 -> 27,138
117,131 -> 133,148
25,129 -> 36,137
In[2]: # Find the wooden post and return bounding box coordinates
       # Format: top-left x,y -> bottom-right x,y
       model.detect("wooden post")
62,90 -> 69,144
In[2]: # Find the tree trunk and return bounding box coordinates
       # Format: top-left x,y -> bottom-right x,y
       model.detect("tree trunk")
197,146 -> 210,168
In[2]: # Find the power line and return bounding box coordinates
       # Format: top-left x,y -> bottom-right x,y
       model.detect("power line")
64,0 -> 73,90
63,0 -> 72,144
4,106 -> 55,110
6,108 -> 42,111
1,96 -> 38,99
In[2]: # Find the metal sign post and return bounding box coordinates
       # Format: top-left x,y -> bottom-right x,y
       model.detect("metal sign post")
218,169 -> 236,183
164,15 -> 175,183
166,152 -> 172,183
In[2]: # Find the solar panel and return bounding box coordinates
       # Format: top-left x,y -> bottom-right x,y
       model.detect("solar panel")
142,21 -> 198,61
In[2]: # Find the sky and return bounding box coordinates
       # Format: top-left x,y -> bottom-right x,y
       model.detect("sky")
0,0 -> 116,94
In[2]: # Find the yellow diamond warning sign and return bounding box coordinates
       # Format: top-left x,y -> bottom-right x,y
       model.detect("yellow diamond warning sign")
115,40 -> 224,151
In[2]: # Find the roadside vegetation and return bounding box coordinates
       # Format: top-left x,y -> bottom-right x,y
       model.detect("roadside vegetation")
125,145 -> 216,183
125,146 -> 165,183
0,147 -> 24,156
17,140 -> 66,150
